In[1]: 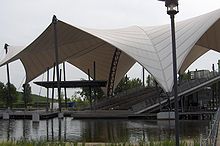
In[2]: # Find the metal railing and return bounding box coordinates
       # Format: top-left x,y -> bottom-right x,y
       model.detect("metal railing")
177,71 -> 220,95
135,70 -> 220,114
201,107 -> 220,146
81,86 -> 149,110
89,70 -> 220,111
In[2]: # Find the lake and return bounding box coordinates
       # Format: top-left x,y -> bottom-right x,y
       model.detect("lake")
0,118 -> 209,143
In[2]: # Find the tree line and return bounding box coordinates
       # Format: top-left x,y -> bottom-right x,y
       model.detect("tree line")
0,74 -> 159,109
0,82 -> 31,107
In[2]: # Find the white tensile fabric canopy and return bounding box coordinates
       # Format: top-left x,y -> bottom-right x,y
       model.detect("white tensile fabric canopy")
1,9 -> 220,93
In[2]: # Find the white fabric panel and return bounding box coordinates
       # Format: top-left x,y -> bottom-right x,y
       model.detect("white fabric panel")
0,9 -> 220,93
141,9 -> 220,91
179,45 -> 209,73
67,43 -> 136,93
0,46 -> 24,65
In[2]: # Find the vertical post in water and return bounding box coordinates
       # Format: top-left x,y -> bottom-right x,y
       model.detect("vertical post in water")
51,118 -> 54,141
63,62 -> 67,109
46,67 -> 49,112
58,68 -> 62,141
46,120 -> 49,141
51,63 -> 55,112
59,69 -> 62,108
52,15 -> 62,113
4,44 -> 11,109
58,118 -> 62,141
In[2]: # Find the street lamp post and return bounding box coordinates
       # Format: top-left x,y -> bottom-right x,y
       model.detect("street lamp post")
4,44 -> 11,110
158,0 -> 179,146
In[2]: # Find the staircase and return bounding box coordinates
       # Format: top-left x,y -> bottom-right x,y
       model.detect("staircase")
93,86 -> 159,110
135,72 -> 220,114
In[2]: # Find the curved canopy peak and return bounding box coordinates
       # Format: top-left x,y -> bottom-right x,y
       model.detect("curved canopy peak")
0,9 -> 220,93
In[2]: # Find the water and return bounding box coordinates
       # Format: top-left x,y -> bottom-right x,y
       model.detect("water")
0,118 -> 209,143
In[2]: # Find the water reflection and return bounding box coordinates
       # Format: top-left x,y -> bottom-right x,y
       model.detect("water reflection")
58,118 -> 62,141
32,121 -> 39,139
51,118 -> 54,141
81,120 -> 130,142
46,120 -> 49,141
0,118 -> 209,143
64,117 -> 67,141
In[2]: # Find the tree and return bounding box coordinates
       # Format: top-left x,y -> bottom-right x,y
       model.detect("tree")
179,70 -> 191,81
22,83 -> 32,104
114,75 -> 129,94
1,83 -> 18,106
71,94 -> 89,109
129,78 -> 143,88
0,82 -> 5,103
77,79 -> 105,101
114,76 -> 143,95
146,75 -> 156,87
78,86 -> 105,101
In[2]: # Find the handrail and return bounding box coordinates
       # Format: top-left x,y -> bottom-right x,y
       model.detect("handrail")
136,70 -> 220,114
201,107 -> 220,146
177,71 -> 220,95
89,70 -> 220,112
82,86 -> 150,110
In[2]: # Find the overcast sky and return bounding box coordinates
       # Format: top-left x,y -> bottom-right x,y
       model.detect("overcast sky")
0,0 -> 220,97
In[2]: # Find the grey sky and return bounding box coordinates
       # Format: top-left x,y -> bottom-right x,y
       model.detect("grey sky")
0,0 -> 220,97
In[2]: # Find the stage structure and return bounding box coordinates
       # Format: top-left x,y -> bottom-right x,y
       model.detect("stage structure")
0,9 -> 220,96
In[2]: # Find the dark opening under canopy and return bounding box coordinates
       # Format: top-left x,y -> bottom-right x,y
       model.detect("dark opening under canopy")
34,80 -> 107,88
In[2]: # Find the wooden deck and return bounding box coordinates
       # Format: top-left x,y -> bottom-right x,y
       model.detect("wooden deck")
0,110 -> 155,120
0,110 -> 58,120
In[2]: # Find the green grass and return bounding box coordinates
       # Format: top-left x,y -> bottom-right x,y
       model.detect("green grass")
17,92 -> 55,103
0,92 -> 59,108
0,139 -> 201,146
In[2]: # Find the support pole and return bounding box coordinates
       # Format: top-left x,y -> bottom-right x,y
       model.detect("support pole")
46,120 -> 49,141
52,15 -> 62,113
88,69 -> 92,110
212,84 -> 215,110
170,14 -> 179,146
51,63 -> 55,112
218,81 -> 220,107
212,64 -> 215,76
93,62 -> 96,81
23,84 -> 27,110
46,67 -> 49,112
155,82 -> 161,111
181,96 -> 184,112
142,67 -> 145,87
63,62 -> 68,109
93,61 -> 97,110
4,44 -> 11,109
60,69 -> 62,107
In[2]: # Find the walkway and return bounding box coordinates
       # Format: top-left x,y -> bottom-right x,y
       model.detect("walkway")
135,72 -> 220,114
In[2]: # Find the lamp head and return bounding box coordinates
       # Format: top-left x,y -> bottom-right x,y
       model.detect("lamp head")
158,0 -> 179,15
4,43 -> 9,54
